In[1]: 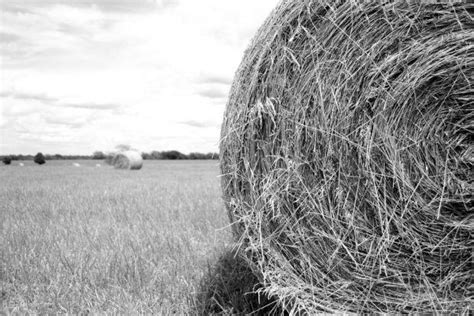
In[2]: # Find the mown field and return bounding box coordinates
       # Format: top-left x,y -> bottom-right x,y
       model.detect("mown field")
0,160 -> 234,314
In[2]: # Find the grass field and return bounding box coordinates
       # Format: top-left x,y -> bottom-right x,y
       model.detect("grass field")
1,160 -> 234,314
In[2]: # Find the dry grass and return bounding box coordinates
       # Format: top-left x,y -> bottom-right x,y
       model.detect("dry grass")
1,160 -> 234,314
220,0 -> 473,314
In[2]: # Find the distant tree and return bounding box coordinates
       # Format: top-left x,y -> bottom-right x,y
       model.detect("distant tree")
188,152 -> 198,159
92,151 -> 106,160
2,156 -> 12,165
187,152 -> 218,160
34,152 -> 46,165
151,151 -> 162,159
17,154 -> 32,160
115,144 -> 131,152
188,152 -> 206,159
207,152 -> 219,160
161,150 -> 186,160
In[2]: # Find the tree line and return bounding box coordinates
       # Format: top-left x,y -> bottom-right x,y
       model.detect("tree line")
140,151 -> 218,160
1,150 -> 219,163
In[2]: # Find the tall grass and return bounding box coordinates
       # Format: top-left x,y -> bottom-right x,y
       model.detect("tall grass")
1,160 -> 232,314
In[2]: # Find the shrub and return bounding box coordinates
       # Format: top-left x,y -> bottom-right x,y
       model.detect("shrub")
2,156 -> 12,165
160,150 -> 186,160
33,152 -> 46,165
92,151 -> 106,160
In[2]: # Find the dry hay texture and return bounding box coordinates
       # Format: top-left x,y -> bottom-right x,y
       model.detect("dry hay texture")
113,150 -> 143,170
220,0 -> 473,314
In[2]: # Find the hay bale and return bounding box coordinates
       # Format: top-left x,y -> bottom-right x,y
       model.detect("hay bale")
18,163 -> 24,167
95,163 -> 101,167
113,150 -> 143,170
73,163 -> 81,167
220,0 -> 473,314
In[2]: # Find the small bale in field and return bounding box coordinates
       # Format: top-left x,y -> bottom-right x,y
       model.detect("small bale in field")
95,163 -> 101,167
220,0 -> 473,314
18,162 -> 24,167
73,163 -> 81,167
112,150 -> 143,170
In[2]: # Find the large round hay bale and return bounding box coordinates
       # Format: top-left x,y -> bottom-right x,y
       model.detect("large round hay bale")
220,0 -> 473,314
113,150 -> 143,170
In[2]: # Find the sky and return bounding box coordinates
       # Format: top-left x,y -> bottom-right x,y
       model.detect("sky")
0,0 -> 278,155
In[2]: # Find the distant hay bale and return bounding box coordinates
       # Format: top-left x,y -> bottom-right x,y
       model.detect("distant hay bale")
18,163 -> 24,167
73,163 -> 81,167
113,150 -> 143,170
95,163 -> 101,167
220,0 -> 473,314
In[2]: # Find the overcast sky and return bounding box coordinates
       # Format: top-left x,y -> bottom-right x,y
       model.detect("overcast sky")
0,0 -> 278,155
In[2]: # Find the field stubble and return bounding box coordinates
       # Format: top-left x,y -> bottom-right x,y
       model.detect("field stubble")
1,160 -> 232,314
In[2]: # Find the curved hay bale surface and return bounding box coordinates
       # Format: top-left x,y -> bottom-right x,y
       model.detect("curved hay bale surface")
220,0 -> 473,314
113,150 -> 143,170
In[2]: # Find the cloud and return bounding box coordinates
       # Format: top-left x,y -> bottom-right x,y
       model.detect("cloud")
0,32 -> 22,43
197,73 -> 233,85
197,87 -> 228,99
0,0 -> 179,14
56,23 -> 94,38
0,91 -> 58,103
63,102 -> 121,110
0,90 -> 121,111
0,4 -> 111,68
44,117 -> 86,128
178,120 -> 214,128
0,0 -> 279,155
0,4 -> 35,15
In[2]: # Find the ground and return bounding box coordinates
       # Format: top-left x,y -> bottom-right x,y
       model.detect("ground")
0,160 -> 235,314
